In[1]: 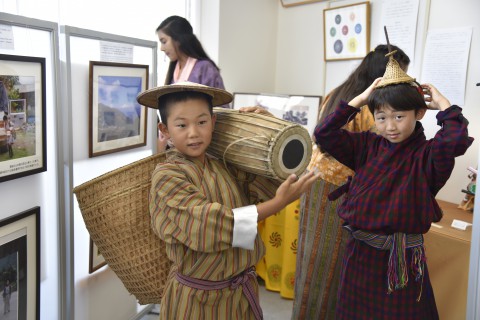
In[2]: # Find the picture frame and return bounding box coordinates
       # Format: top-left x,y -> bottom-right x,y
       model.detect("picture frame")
89,238 -> 106,274
323,2 -> 370,61
0,54 -> 47,183
0,206 -> 40,320
89,61 -> 149,157
232,92 -> 322,136
280,0 -> 326,7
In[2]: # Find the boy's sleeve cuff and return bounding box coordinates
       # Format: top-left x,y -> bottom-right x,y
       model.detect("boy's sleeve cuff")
232,205 -> 258,250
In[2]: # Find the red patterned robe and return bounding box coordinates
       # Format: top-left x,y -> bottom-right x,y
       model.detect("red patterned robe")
314,102 -> 473,319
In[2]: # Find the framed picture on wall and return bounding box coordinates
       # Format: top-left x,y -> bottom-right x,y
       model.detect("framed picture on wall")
89,238 -> 106,273
0,206 -> 40,320
0,54 -> 47,183
280,0 -> 326,7
89,61 -> 149,157
323,2 -> 370,61
232,93 -> 322,136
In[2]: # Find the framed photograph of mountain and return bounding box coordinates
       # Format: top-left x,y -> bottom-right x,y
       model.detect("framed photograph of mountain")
89,61 -> 149,157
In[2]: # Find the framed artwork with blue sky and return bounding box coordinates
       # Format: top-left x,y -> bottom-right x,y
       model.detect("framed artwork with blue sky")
88,61 -> 149,157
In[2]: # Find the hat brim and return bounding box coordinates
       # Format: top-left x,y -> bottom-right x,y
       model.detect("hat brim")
136,82 -> 233,109
376,77 -> 416,88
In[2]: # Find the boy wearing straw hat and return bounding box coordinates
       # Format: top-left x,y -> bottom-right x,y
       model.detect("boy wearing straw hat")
314,50 -> 473,319
137,82 -> 319,319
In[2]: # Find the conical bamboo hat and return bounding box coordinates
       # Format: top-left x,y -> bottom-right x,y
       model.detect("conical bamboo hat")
376,50 -> 416,88
376,26 -> 417,88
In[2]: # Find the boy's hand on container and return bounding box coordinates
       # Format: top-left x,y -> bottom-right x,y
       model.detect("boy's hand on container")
275,170 -> 320,206
256,170 -> 320,221
239,106 -> 275,117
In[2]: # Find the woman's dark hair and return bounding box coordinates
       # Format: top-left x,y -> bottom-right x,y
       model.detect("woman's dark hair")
158,91 -> 214,125
318,44 -> 410,124
367,83 -> 427,115
157,16 -> 219,84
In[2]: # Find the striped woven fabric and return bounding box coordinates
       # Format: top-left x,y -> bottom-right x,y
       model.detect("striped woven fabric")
150,151 -> 279,319
343,225 -> 424,250
175,266 -> 262,320
292,178 -> 348,320
343,225 -> 426,296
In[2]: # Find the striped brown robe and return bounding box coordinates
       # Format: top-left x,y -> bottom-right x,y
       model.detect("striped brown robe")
150,150 -> 278,319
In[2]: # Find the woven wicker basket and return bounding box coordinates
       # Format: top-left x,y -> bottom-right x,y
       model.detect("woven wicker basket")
72,110 -> 312,305
376,51 -> 415,88
73,152 -> 171,305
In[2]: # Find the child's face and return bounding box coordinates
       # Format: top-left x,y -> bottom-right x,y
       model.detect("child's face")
160,98 -> 216,162
374,104 -> 425,143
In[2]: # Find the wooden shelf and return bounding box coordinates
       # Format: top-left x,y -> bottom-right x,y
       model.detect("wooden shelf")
431,199 -> 473,242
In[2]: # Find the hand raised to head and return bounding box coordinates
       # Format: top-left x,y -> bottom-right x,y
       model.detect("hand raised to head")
421,83 -> 451,111
348,77 -> 383,108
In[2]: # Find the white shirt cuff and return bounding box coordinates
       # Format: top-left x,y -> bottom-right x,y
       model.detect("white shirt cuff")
232,205 -> 258,250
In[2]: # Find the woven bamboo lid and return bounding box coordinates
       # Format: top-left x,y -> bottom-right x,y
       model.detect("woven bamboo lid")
376,50 -> 416,88
376,26 -> 417,88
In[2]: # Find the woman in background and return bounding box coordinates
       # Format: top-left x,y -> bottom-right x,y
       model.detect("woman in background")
157,15 -> 226,89
292,44 -> 410,320
156,15 -> 228,152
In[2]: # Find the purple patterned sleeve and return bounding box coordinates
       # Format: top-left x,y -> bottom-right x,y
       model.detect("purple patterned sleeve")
427,105 -> 474,193
189,60 -> 230,108
189,60 -> 225,88
314,101 -> 365,170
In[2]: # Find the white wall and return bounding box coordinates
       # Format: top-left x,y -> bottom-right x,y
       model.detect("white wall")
214,0 -> 278,94
421,0 -> 480,204
275,2 -> 327,95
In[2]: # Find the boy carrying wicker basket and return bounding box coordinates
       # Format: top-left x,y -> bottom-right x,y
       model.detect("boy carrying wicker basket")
136,82 -> 319,319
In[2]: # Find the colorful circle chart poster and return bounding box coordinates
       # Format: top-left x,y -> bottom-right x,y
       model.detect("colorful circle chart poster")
323,2 -> 370,61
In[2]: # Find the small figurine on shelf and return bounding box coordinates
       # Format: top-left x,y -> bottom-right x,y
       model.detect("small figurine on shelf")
459,166 -> 476,211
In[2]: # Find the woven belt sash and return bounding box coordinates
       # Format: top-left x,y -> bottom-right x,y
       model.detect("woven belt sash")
175,266 -> 262,320
343,225 -> 425,300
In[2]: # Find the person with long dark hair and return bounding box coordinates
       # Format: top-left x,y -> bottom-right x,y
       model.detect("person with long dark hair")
157,15 -> 226,89
155,16 -> 229,152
